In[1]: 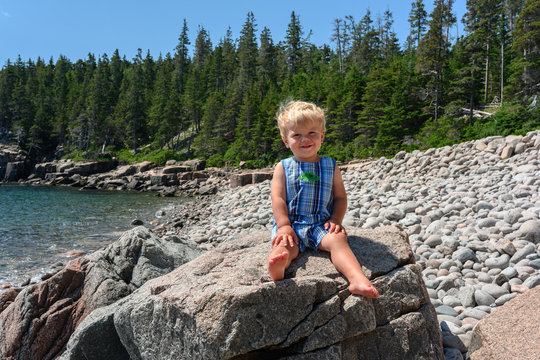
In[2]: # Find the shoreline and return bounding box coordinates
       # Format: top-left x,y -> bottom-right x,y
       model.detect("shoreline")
0,185 -> 187,289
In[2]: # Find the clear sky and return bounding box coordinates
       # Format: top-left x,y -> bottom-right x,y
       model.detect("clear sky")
0,0 -> 467,67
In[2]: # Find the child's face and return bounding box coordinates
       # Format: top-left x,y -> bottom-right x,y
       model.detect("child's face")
282,120 -> 325,162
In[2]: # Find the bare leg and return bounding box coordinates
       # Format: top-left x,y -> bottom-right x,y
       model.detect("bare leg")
319,233 -> 379,298
268,243 -> 299,281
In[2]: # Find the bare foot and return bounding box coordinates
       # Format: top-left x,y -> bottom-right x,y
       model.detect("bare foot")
348,277 -> 379,299
268,252 -> 289,281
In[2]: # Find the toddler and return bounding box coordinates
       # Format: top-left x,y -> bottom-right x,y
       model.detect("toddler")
267,100 -> 379,298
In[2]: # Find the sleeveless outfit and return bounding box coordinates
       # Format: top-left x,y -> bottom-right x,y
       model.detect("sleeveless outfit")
271,156 -> 336,251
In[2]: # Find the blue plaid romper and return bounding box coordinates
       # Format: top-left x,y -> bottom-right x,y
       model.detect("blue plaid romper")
271,156 -> 336,251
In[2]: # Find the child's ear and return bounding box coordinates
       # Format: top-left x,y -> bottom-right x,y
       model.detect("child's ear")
282,136 -> 290,148
321,131 -> 325,142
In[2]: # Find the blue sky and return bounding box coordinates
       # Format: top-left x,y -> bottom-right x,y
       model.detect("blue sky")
0,0 -> 467,67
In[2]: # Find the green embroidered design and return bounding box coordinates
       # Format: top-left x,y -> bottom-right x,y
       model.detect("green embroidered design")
298,171 -> 320,182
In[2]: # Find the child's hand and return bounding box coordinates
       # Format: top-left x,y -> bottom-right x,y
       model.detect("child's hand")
324,220 -> 347,234
272,225 -> 298,248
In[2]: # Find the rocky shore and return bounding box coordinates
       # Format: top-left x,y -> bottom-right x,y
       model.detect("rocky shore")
1,146 -> 274,197
148,131 -> 540,359
1,130 -> 539,359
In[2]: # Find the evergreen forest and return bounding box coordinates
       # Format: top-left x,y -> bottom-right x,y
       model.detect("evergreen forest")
0,0 -> 539,167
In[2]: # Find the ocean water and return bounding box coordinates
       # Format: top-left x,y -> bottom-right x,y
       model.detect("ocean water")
0,185 -> 182,286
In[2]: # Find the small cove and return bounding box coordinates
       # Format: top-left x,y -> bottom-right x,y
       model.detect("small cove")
0,185 -> 184,286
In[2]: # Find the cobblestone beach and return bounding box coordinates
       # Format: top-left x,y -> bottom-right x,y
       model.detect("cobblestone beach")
154,131 -> 540,359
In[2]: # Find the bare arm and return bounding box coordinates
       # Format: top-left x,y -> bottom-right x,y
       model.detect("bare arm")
325,165 -> 348,234
271,162 -> 298,246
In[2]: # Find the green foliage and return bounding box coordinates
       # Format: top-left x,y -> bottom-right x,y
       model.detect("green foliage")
416,115 -> 465,149
114,148 -> 185,165
320,141 -> 356,162
463,103 -> 540,140
205,153 -> 225,167
0,5 -> 537,168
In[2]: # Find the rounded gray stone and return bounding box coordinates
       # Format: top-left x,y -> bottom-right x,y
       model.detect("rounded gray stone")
442,295 -> 462,307
481,283 -> 509,299
503,209 -> 522,224
485,254 -> 510,269
457,286 -> 476,308
517,220 -> 540,243
382,207 -> 405,220
477,272 -> 492,283
458,308 -> 489,321
440,260 -> 457,270
437,314 -> 462,326
474,201 -> 494,212
364,217 -> 381,229
428,288 -> 438,299
501,267 -> 518,278
529,258 -> 540,269
436,305 -> 459,317
426,219 -> 446,234
510,244 -> 536,263
453,248 -> 475,262
523,275 -> 540,289
494,293 -> 518,306
474,290 -> 496,306
478,218 -> 497,229
425,234 -> 443,248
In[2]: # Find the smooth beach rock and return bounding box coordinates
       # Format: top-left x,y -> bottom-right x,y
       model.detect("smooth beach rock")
484,254 -> 510,270
517,220 -> 540,243
62,227 -> 444,360
0,227 -> 203,360
469,287 -> 540,360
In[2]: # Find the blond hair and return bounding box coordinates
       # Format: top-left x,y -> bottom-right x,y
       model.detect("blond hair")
276,100 -> 325,138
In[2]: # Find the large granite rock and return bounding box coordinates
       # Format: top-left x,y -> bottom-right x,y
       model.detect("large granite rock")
62,226 -> 443,360
469,286 -> 540,360
0,227 -> 203,360
0,144 -> 30,181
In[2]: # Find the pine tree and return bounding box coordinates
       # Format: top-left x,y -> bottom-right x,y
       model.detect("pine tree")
463,0 -> 502,107
184,26 -> 212,137
52,55 -> 72,147
86,54 -> 113,152
0,60 -> 16,139
417,0 -> 456,121
237,12 -> 258,89
350,10 -> 381,75
174,19 -> 190,96
286,11 -> 303,76
381,9 -> 400,59
28,58 -> 56,156
331,18 -> 352,72
508,0 -> 540,99
257,27 -> 278,98
193,90 -> 226,156
409,0 -> 428,49
114,50 -> 147,151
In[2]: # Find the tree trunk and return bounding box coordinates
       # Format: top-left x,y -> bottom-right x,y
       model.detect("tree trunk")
434,73 -> 440,122
469,59 -> 476,123
500,39 -> 504,105
484,40 -> 490,106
